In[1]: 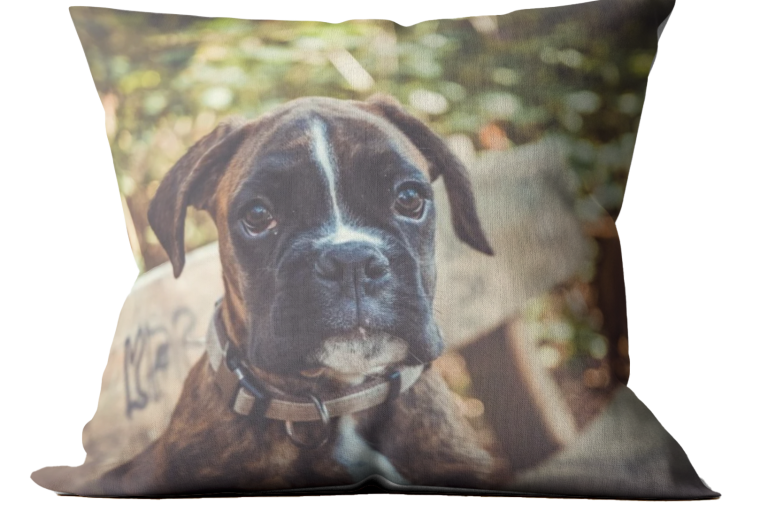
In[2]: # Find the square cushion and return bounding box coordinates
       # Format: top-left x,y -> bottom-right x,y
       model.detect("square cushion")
32,0 -> 718,499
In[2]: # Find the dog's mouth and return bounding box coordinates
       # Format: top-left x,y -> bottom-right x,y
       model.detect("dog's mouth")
303,328 -> 409,385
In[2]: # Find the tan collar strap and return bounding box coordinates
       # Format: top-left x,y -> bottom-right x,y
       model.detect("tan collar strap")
205,304 -> 424,422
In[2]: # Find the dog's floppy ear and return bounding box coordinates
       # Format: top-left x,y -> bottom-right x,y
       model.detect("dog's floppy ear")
148,118 -> 248,278
364,94 -> 493,255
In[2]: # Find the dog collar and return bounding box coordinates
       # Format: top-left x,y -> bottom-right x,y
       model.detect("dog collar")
205,303 -> 425,424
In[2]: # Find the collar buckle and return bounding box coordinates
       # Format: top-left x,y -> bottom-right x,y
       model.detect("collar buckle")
216,338 -> 271,417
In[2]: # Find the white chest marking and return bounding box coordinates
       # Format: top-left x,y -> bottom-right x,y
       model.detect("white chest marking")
309,119 -> 382,246
333,415 -> 409,485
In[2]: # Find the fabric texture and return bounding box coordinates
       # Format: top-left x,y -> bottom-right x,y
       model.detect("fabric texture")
32,0 -> 719,499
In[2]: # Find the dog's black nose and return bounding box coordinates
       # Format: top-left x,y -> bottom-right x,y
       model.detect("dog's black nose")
315,242 -> 389,284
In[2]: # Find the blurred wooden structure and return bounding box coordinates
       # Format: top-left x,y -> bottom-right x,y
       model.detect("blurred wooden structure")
460,222 -> 629,472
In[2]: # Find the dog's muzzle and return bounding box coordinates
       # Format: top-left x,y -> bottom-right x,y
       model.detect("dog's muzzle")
312,240 -> 392,330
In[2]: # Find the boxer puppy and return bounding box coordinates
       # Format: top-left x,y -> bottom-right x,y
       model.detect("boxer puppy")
94,95 -> 500,496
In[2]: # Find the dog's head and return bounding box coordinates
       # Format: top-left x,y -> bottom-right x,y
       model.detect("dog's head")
148,96 -> 492,379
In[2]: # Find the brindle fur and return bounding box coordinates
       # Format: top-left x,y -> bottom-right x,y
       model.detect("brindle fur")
92,357 -> 500,496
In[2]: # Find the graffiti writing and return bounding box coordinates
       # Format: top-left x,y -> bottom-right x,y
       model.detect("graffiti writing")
124,307 -> 201,418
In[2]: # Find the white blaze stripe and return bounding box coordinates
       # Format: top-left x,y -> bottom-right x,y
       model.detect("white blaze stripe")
310,118 -> 382,246
310,119 -> 342,226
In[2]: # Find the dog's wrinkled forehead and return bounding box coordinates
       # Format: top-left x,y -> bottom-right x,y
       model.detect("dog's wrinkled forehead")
220,101 -> 431,224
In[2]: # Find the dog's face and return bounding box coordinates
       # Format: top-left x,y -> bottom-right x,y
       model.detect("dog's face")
148,96 -> 492,378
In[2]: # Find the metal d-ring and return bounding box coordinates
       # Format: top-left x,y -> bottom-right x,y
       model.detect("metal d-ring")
284,393 -> 331,449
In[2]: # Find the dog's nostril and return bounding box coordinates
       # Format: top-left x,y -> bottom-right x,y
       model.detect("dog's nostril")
314,256 -> 343,281
315,242 -> 390,283
365,258 -> 389,280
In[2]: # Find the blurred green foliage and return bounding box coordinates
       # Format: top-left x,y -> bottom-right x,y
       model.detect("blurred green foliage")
71,2 -> 662,271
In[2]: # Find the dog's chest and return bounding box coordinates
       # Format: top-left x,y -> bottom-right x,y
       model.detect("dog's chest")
331,415 -> 408,485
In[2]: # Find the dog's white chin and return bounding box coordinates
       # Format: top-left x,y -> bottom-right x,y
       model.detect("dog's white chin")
310,329 -> 409,385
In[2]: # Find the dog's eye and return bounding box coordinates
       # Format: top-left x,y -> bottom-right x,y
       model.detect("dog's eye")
394,186 -> 426,219
243,202 -> 277,235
